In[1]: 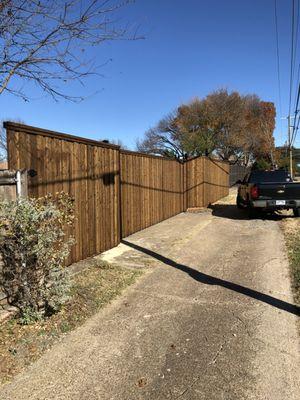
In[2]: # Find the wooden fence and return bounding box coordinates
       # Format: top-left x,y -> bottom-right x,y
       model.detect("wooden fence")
5,123 -> 120,264
229,164 -> 250,186
185,156 -> 229,208
5,122 -> 229,265
120,150 -> 184,237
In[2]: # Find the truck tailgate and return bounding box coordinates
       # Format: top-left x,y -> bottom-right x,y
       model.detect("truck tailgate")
258,183 -> 300,200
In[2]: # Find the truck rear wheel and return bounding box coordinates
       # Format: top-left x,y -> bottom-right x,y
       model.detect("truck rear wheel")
248,207 -> 257,219
293,208 -> 300,217
236,195 -> 244,209
248,207 -> 263,219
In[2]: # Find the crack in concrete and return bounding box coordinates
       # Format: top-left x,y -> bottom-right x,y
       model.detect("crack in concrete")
174,319 -> 241,399
230,310 -> 296,359
208,341 -> 226,365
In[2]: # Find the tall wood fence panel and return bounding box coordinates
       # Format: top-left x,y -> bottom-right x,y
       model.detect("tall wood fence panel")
203,158 -> 229,205
185,156 -> 229,208
5,122 -> 230,265
5,123 -> 120,265
229,164 -> 250,186
120,151 -> 183,237
186,156 -> 205,207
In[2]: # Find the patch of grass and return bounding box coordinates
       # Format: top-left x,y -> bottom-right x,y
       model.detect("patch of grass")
0,263 -> 142,385
281,219 -> 300,304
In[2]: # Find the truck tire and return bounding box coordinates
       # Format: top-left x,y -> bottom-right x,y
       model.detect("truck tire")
293,208 -> 300,217
236,195 -> 244,209
248,207 -> 256,219
248,207 -> 262,219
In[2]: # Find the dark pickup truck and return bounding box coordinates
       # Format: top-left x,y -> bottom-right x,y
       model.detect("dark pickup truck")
236,170 -> 300,217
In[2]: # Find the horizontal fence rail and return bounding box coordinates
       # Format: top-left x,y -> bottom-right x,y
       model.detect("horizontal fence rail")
5,122 -> 229,265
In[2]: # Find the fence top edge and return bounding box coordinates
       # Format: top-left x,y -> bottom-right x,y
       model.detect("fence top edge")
3,121 -> 120,150
186,155 -> 230,165
207,157 -> 229,165
120,149 -> 183,162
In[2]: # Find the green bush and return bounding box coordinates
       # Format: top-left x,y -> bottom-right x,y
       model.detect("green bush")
0,193 -> 75,321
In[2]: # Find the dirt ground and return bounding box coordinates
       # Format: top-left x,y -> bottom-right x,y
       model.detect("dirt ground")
0,188 -> 299,400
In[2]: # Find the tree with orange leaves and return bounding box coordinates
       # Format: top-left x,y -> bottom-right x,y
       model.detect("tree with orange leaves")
137,89 -> 276,165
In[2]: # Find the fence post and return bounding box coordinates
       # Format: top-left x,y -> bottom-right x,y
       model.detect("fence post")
0,169 -> 28,317
0,169 -> 28,201
183,162 -> 185,211
16,170 -> 28,198
118,149 -> 122,242
202,157 -> 205,207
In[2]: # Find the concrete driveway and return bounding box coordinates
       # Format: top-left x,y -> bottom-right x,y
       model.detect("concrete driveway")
1,190 -> 299,400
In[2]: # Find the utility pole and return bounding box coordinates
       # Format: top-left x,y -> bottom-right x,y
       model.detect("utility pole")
288,115 -> 294,178
283,115 -> 294,177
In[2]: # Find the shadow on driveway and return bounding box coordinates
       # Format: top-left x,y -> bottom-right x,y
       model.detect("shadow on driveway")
209,204 -> 294,221
121,239 -> 300,317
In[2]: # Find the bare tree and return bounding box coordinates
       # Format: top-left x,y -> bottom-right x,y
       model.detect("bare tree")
136,113 -> 188,160
0,0 -> 139,101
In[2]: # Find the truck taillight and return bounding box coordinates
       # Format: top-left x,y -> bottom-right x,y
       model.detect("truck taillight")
250,185 -> 259,199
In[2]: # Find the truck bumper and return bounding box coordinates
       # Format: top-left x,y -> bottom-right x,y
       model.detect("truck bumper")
251,199 -> 300,209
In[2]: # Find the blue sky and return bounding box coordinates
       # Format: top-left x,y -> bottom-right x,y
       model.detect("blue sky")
0,0 -> 296,149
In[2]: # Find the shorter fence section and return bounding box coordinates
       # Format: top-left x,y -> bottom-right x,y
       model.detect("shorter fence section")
204,158 -> 230,204
186,157 -> 229,208
229,164 -> 250,186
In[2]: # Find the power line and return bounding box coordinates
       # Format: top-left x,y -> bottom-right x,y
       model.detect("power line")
274,0 -> 285,142
292,97 -> 300,146
291,73 -> 300,145
293,63 -> 300,114
293,0 -> 300,84
291,1 -> 300,147
292,1 -> 300,108
291,89 -> 299,144
293,113 -> 300,145
289,0 -> 296,117
289,0 -> 295,115
287,0 -> 297,176
274,0 -> 283,116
